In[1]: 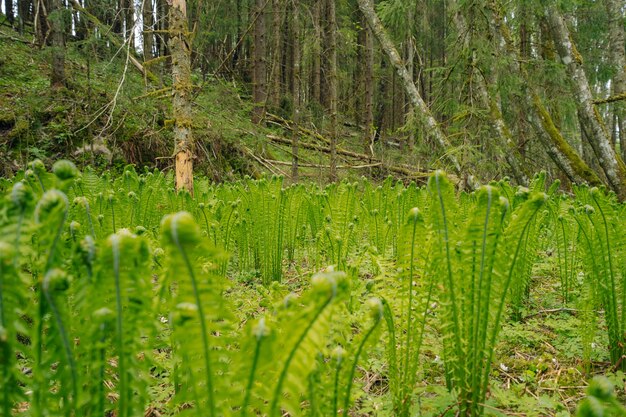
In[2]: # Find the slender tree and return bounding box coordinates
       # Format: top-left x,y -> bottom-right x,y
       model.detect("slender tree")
5,0 -> 14,23
291,0 -> 301,181
169,0 -> 194,193
142,0 -> 154,61
326,0 -> 338,181
49,0 -> 65,87
547,6 -> 626,198
251,0 -> 266,124
604,0 -> 626,161
357,0 -> 463,176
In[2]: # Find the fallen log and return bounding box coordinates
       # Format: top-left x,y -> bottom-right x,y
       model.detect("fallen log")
266,134 -> 455,183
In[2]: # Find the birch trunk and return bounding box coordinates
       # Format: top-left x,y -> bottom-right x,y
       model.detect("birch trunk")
604,0 -> 626,162
356,0 -> 463,176
489,2 -> 601,187
169,0 -> 194,194
547,6 -> 626,198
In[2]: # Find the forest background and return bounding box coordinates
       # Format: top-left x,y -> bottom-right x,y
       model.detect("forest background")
0,0 -> 625,195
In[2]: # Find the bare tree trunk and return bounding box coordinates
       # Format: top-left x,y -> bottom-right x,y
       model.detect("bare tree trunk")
17,0 -> 31,33
290,0 -> 300,181
267,0 -> 283,109
49,0 -> 65,87
452,8 -> 528,185
169,0 -> 194,194
604,0 -> 626,163
547,7 -> 626,198
251,0 -> 266,124
142,0 -> 154,61
123,0 -> 133,47
310,1 -> 321,105
326,0 -> 337,182
362,11 -> 374,157
357,0 -> 463,176
5,0 -> 14,23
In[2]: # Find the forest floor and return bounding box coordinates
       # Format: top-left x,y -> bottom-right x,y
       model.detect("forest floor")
0,28 -> 446,185
225,254 -> 624,416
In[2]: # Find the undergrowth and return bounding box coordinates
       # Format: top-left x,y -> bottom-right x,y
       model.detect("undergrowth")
0,163 -> 625,416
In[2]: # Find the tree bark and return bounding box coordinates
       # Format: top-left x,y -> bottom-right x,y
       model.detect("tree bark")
5,0 -> 14,23
310,1 -> 321,105
290,0 -> 300,181
251,0 -> 267,124
360,10 -> 374,156
267,0 -> 283,109
169,0 -> 194,194
357,0 -> 463,176
326,0 -> 337,182
17,0 -> 31,34
547,6 -> 626,198
49,0 -> 65,87
604,0 -> 626,163
123,0 -> 133,47
142,0 -> 154,61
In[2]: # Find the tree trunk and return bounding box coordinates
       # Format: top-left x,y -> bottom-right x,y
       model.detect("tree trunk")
290,0 -> 300,181
156,0 -> 169,58
49,0 -> 65,87
17,0 -> 31,33
169,0 -> 194,194
326,0 -> 337,182
267,0 -> 283,109
362,10 -> 374,156
357,0 -> 463,176
490,3 -> 601,187
310,1 -> 321,105
126,0 -> 134,47
251,0 -> 266,124
5,0 -> 14,23
452,7 -> 528,185
142,0 -> 154,61
547,7 -> 626,198
604,0 -> 626,163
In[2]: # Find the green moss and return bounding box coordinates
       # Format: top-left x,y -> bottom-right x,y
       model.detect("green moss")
8,118 -> 29,140
532,93 -> 601,186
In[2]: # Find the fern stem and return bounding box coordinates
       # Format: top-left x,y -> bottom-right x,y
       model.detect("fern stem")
43,274 -> 78,411
171,216 -> 217,417
591,193 -> 622,358
84,201 -> 96,238
480,202 -> 542,408
241,330 -> 264,417
269,294 -> 334,417
343,317 -> 381,413
402,215 -> 418,400
332,354 -> 342,417
0,257 -> 11,417
111,235 -> 128,417
433,174 -> 463,380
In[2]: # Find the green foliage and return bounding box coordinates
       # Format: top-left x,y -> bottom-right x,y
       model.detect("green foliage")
1,163 -> 626,417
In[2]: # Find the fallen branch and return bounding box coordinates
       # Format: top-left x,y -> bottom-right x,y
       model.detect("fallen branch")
262,159 -> 383,170
593,92 -> 626,105
266,134 -> 448,183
